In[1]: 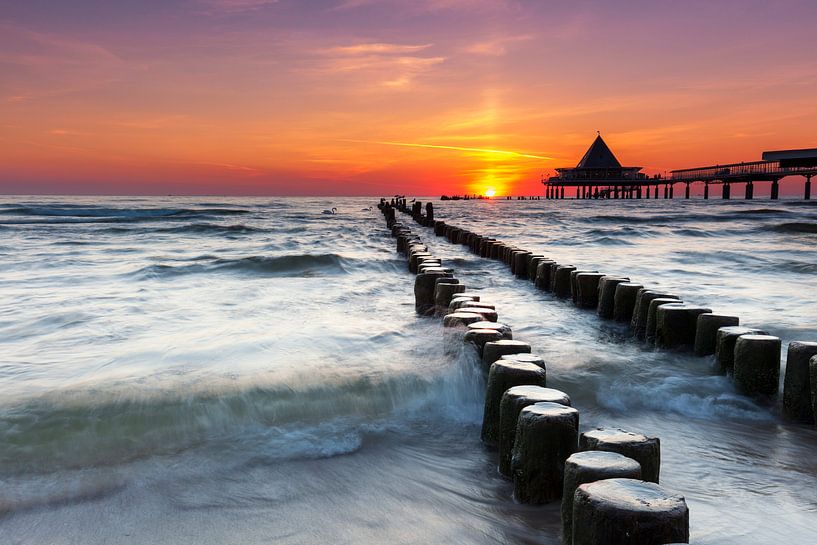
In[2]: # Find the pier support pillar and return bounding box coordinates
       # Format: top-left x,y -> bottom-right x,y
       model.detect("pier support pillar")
704,183 -> 709,200
771,179 -> 780,200
614,186 -> 620,199
722,183 -> 730,199
745,182 -> 754,200
663,185 -> 668,199
805,176 -> 811,200
685,183 -> 690,199
654,186 -> 659,199
560,187 -> 565,199
637,186 -> 642,199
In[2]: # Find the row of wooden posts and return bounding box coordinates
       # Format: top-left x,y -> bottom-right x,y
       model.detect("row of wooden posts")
385,198 -> 817,425
378,200 -> 692,545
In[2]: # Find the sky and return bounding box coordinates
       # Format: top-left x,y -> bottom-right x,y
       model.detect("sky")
1,0 -> 816,196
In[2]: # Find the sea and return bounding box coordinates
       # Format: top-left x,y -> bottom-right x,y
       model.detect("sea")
1,196 -> 816,544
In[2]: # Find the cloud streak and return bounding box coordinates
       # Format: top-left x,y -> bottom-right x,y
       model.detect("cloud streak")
343,140 -> 552,160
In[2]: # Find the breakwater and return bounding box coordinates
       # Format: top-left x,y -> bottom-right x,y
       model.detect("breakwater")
379,195 -> 817,543
384,198 -> 817,422
380,200 -> 695,544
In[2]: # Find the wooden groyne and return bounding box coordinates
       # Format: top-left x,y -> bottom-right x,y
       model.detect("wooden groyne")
384,198 -> 817,425
377,198 -> 696,545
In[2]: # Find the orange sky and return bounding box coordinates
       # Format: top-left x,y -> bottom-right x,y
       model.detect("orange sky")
1,0 -> 816,196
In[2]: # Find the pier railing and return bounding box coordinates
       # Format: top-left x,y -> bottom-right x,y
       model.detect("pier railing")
670,160 -> 817,183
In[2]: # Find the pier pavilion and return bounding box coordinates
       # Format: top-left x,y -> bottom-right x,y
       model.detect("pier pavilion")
543,135 -> 665,199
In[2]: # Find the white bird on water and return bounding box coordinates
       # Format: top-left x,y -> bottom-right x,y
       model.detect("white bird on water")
322,207 -> 338,215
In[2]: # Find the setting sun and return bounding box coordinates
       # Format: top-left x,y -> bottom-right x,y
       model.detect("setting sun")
484,188 -> 496,198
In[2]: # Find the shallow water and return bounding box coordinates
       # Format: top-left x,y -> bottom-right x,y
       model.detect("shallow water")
1,196 -> 816,544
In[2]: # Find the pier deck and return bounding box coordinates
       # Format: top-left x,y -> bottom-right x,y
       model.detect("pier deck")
544,142 -> 817,200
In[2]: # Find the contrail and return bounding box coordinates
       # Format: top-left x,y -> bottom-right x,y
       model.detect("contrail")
342,140 -> 552,160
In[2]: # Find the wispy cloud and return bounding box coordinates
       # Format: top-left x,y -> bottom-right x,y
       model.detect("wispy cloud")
342,139 -> 552,160
195,0 -> 280,13
0,23 -> 128,102
333,0 -> 515,13
463,34 -> 533,56
327,43 -> 433,55
317,41 -> 445,89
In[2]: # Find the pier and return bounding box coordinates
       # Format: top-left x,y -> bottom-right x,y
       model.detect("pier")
543,137 -> 817,200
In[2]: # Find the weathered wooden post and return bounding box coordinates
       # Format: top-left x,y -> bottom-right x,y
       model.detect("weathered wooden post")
655,303 -> 712,349
572,479 -> 689,545
511,402 -> 580,504
562,452 -> 642,545
715,326 -> 767,375
414,271 -> 451,315
575,272 -> 606,309
499,388 -> 571,477
613,282 -> 644,323
694,314 -> 740,356
597,276 -> 629,319
632,291 -> 679,340
645,297 -> 683,344
481,361 -> 548,447
733,334 -> 781,398
570,269 -> 598,305
580,427 -> 661,483
481,340 -> 532,374
553,265 -> 577,299
783,342 -> 817,423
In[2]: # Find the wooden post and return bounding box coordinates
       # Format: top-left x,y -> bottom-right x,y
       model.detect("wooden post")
771,179 -> 780,200
722,182 -> 730,199
805,175 -> 812,200
704,182 -> 709,199
685,182 -> 690,199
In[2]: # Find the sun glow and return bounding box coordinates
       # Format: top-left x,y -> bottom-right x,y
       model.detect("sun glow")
484,188 -> 496,197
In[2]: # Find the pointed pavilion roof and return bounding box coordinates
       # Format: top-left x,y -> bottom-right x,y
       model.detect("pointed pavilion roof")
576,135 -> 622,169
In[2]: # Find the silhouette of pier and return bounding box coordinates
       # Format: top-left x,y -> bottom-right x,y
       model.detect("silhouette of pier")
544,136 -> 817,200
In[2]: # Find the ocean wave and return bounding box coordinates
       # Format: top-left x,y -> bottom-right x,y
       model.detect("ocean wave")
0,205 -> 250,221
780,260 -> 817,274
98,223 -> 264,236
585,208 -> 791,226
0,358 -> 482,476
597,375 -> 774,422
583,236 -> 634,246
133,253 -> 351,278
772,222 -> 817,234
